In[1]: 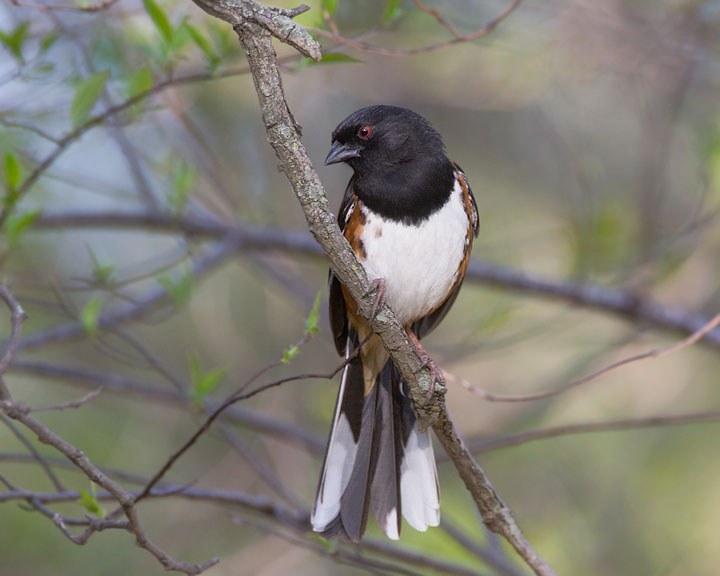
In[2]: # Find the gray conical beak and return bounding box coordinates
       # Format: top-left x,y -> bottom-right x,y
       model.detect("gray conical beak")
325,141 -> 360,165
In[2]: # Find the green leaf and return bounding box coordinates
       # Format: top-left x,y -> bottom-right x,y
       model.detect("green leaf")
5,210 -> 38,248
80,296 -> 102,337
166,16 -> 192,58
93,265 -> 115,285
167,159 -> 195,215
87,246 -> 115,285
158,269 -> 193,305
79,485 -> 105,519
322,0 -> 338,15
30,62 -> 54,77
321,52 -> 362,63
383,0 -> 403,24
0,21 -> 30,62
305,291 -> 322,334
39,30 -> 59,54
297,52 -> 362,70
70,70 -> 110,129
142,0 -> 173,43
126,65 -> 153,98
309,533 -> 335,551
5,151 -> 21,190
184,23 -> 219,70
282,345 -> 300,364
188,353 -> 225,407
206,19 -> 242,60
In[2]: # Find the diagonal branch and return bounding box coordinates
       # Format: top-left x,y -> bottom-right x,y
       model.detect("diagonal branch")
187,2 -> 555,574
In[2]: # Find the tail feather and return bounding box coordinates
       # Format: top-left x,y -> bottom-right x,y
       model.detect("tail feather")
394,367 -> 440,532
312,342 -> 440,542
370,363 -> 401,540
338,383 -> 378,541
312,335 -> 364,536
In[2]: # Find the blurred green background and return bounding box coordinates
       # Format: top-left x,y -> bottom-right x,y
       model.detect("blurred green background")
1,0 -> 720,574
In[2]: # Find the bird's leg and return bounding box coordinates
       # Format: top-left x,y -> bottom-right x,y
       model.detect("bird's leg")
366,278 -> 386,321
406,328 -> 442,405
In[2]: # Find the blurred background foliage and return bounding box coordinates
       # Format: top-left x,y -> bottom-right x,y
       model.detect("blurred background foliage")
1,0 -> 720,574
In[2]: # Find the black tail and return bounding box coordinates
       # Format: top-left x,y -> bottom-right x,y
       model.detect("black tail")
311,337 -> 440,542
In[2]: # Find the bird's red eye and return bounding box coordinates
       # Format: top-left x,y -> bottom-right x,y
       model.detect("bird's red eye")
358,125 -> 372,139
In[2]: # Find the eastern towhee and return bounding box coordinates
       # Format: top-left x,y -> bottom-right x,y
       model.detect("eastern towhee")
311,105 -> 478,542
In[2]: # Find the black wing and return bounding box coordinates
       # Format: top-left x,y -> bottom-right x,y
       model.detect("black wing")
329,177 -> 357,355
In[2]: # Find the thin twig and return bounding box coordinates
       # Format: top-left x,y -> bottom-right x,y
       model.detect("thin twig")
31,388 -> 103,412
8,358 -> 325,452
232,517 -> 430,576
0,284 -> 217,573
7,0 -> 120,12
0,480 -> 489,576
0,63 -> 266,227
30,211 -> 720,349
0,119 -> 61,143
314,0 -> 524,57
457,313 -> 720,402
17,237 -> 240,351
464,411 -> 720,454
440,517 -> 524,576
0,412 -> 65,491
433,405 -> 555,575
0,386 -> 219,574
0,284 -> 28,377
133,333 -> 369,505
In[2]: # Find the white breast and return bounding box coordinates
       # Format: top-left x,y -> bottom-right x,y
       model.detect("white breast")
359,178 -> 469,326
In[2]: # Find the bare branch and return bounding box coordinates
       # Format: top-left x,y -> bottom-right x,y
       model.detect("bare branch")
30,211 -> 720,350
315,0 -> 524,57
190,0 -> 320,60
457,313 -> 720,402
0,479 -> 491,576
0,284 -> 28,377
0,390 -> 219,574
232,517 -> 430,576
0,286 -> 217,574
132,330 -> 360,505
433,405 -> 554,575
440,518 -> 525,576
52,514 -> 131,545
0,412 -> 65,491
17,238 -> 240,351
7,0 -> 121,12
31,387 -> 103,412
8,358 -> 325,452
0,63 -> 266,227
0,119 -> 61,143
464,411 -> 720,454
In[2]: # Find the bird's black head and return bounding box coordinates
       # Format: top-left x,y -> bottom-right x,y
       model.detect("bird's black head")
326,105 -> 455,223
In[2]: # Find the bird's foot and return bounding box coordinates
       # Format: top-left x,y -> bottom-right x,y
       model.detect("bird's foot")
407,328 -> 443,405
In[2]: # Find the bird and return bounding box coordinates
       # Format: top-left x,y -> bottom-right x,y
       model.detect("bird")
311,105 -> 478,542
